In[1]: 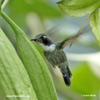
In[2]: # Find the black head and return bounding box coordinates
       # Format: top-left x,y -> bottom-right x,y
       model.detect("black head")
31,33 -> 52,45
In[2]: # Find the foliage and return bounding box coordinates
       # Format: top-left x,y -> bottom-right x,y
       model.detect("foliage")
7,0 -> 62,27
0,29 -> 38,100
71,62 -> 100,100
9,0 -> 61,17
0,0 -> 100,100
0,1 -> 58,100
57,0 -> 100,17
0,11 -> 58,100
89,9 -> 100,44
57,0 -> 100,44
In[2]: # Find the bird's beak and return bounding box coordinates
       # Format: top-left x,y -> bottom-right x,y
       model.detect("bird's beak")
31,38 -> 37,42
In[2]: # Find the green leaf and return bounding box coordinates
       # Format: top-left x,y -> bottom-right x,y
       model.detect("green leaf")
57,0 -> 100,17
33,42 -> 46,59
0,29 -> 38,100
0,88 -> 7,100
71,62 -> 100,94
89,9 -> 100,44
70,62 -> 100,100
1,11 -> 58,100
9,0 -> 61,17
7,0 -> 62,27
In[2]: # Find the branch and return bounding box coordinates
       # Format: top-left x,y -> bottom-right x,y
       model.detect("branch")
77,15 -> 90,34
69,15 -> 90,46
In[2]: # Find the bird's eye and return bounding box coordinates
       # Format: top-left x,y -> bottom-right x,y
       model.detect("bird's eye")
41,35 -> 46,39
43,36 -> 46,38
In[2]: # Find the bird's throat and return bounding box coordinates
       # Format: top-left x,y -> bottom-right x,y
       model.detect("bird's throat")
38,42 -> 56,52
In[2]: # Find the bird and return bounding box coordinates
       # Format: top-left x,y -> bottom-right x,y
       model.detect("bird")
31,30 -> 84,86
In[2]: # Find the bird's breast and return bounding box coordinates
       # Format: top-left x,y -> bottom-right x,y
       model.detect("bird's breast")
44,49 -> 67,66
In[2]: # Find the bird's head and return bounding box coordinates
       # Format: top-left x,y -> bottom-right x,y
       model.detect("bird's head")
31,33 -> 56,52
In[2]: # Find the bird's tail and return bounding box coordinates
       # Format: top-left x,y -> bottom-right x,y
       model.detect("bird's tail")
60,66 -> 72,86
67,66 -> 72,79
63,72 -> 71,86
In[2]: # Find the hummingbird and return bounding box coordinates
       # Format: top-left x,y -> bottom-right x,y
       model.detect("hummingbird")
31,30 -> 84,86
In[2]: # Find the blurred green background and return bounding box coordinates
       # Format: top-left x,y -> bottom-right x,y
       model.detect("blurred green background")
0,0 -> 100,100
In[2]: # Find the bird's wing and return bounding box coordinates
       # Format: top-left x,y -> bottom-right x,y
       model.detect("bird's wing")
57,26 -> 88,49
57,33 -> 81,49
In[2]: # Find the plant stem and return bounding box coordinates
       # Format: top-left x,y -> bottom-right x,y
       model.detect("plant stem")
1,0 -> 9,10
69,15 -> 90,47
77,15 -> 90,34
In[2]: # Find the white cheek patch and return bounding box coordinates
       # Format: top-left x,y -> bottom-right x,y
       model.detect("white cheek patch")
37,42 -> 56,52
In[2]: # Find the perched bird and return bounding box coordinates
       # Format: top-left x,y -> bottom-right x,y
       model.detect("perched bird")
31,30 -> 84,86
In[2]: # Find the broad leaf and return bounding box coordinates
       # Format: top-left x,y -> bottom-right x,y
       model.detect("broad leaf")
1,11 -> 58,100
7,0 -> 62,27
0,88 -> 6,100
0,29 -> 38,100
71,63 -> 100,95
57,0 -> 100,17
9,0 -> 61,17
89,9 -> 100,44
